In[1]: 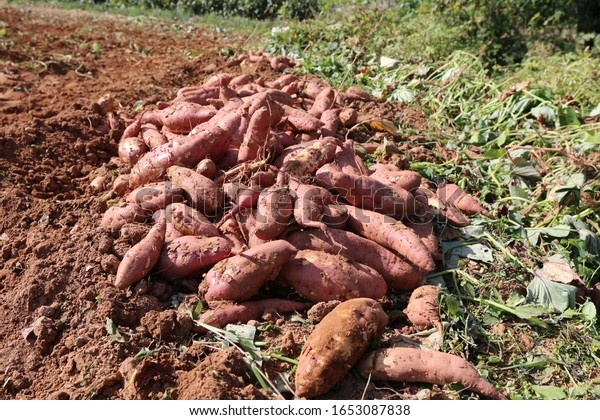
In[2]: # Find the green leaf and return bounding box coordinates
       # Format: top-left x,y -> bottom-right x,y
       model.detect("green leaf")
558,107 -> 580,127
526,275 -> 577,312
541,224 -> 571,238
581,301 -> 597,322
531,105 -> 556,123
496,130 -> 509,147
532,385 -> 567,400
525,229 -> 540,246
513,305 -> 547,319
105,318 -> 126,343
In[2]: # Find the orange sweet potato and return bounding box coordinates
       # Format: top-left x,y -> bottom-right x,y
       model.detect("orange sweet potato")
356,347 -> 507,400
203,240 -> 297,303
295,298 -> 388,398
345,206 -> 435,272
280,250 -> 387,302
114,216 -> 165,289
155,236 -> 231,281
287,228 -> 426,291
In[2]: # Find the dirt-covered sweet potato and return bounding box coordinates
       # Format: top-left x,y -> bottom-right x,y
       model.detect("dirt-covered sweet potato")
203,240 -> 297,302
195,158 -> 217,179
218,218 -> 247,255
437,183 -> 493,218
370,169 -> 422,192
287,228 -> 426,291
254,186 -> 294,240
280,250 -> 387,302
155,236 -> 231,281
140,123 -> 167,150
282,105 -> 324,133
277,137 -> 338,184
316,164 -> 416,219
167,166 -> 221,216
309,87 -> 335,118
334,141 -> 369,176
356,347 -> 507,400
128,112 -> 242,189
101,202 -> 145,232
295,298 -> 388,398
198,299 -> 311,330
345,206 -> 435,272
156,102 -> 216,134
237,106 -> 271,163
405,216 -> 442,262
404,285 -> 442,331
126,182 -> 185,216
114,216 -> 166,289
165,203 -> 219,237
118,136 -> 147,165
291,183 -> 339,231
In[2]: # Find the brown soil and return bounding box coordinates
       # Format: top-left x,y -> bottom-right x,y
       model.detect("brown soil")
0,3 -> 442,401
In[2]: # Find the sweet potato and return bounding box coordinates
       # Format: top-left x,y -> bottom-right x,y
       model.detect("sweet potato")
165,203 -> 219,237
291,183 -> 340,230
277,137 -> 338,184
334,141 -> 369,176
320,108 -> 341,137
127,182 -> 185,217
155,236 -> 231,281
198,299 -> 311,330
280,250 -> 387,302
174,86 -> 220,105
254,186 -> 294,240
156,102 -> 216,134
265,74 -> 297,90
295,298 -> 388,398
101,202 -> 145,231
309,87 -> 335,118
140,123 -> 167,150
345,206 -> 435,272
229,74 -> 253,88
343,86 -> 376,102
316,164 -> 416,219
339,108 -> 358,127
202,73 -> 234,88
404,285 -> 442,331
370,169 -> 422,192
195,158 -> 217,179
237,106 -> 271,163
167,166 -> 221,216
405,216 -> 442,261
121,119 -> 142,139
321,204 -> 348,229
128,112 -> 242,189
218,218 -> 247,255
114,216 -> 165,289
282,105 -> 324,133
437,183 -> 493,218
111,174 -> 131,196
118,136 -> 148,165
203,240 -> 297,302
287,228 -> 426,291
356,347 -> 507,400
416,187 -> 470,227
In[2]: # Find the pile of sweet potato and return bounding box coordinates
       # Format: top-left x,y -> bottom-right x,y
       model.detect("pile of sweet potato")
96,54 -> 502,399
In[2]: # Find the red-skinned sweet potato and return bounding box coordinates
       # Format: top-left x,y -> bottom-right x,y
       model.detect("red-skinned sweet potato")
282,105 -> 324,133
114,216 -> 165,289
295,298 -> 388,398
167,166 -> 221,216
254,186 -> 294,240
437,183 -> 493,218
280,250 -> 387,302
195,158 -> 217,179
405,216 -> 442,262
334,141 -> 369,176
203,240 -> 297,302
101,202 -> 145,232
356,347 -> 507,400
218,218 -> 248,255
237,106 -> 271,163
316,164 -> 416,219
345,206 -> 435,272
140,123 -> 167,150
309,87 -> 335,118
165,202 -> 219,237
198,299 -> 311,330
404,285 -> 442,331
277,137 -> 338,184
118,136 -> 148,165
287,228 -> 426,291
155,236 -> 231,281
156,102 -> 216,134
370,169 -> 422,192
127,182 -> 185,217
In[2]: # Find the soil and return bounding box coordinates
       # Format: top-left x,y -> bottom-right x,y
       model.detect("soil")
0,3 -> 441,401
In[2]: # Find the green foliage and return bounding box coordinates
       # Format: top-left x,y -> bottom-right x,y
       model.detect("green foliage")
83,0 -> 319,20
